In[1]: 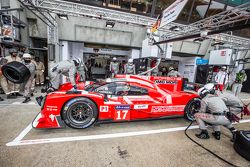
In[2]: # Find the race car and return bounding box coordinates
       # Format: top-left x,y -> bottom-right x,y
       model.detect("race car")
33,75 -> 200,129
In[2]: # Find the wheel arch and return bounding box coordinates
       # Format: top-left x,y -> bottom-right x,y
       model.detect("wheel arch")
60,96 -> 100,121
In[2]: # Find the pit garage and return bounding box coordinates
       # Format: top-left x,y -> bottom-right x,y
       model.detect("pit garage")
0,0 -> 250,167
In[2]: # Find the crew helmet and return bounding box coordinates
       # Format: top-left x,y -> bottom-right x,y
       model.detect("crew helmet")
9,48 -> 18,54
221,66 -> 227,69
73,57 -> 82,66
113,57 -> 117,61
169,66 -> 174,71
197,87 -> 209,98
128,58 -> 133,63
204,83 -> 215,94
23,53 -> 32,59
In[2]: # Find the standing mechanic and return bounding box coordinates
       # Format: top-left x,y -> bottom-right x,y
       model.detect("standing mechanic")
0,48 -> 22,98
124,58 -> 135,75
194,87 -> 237,140
35,57 -> 45,85
0,57 -> 7,101
232,70 -> 247,96
110,57 -> 119,78
167,66 -> 182,77
76,61 -> 88,82
215,66 -> 228,91
48,57 -> 82,91
21,53 -> 36,103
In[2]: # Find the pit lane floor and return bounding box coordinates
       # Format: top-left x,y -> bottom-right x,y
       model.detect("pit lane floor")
0,92 -> 250,167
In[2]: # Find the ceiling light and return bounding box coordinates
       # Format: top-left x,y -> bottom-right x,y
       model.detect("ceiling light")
106,20 -> 115,28
57,14 -> 68,20
169,26 -> 182,31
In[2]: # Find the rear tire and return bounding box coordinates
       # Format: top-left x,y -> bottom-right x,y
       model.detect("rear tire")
62,97 -> 98,129
184,98 -> 200,121
2,61 -> 30,83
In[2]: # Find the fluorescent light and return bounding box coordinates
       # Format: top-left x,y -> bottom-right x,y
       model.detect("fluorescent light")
106,20 -> 115,28
57,14 -> 68,20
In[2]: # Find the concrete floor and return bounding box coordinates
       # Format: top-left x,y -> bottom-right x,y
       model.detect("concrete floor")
0,91 -> 250,167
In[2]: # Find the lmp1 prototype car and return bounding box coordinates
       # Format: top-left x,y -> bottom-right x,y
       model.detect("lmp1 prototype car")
33,75 -> 200,129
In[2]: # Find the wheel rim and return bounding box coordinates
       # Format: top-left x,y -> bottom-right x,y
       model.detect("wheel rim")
186,99 -> 200,120
67,103 -> 94,125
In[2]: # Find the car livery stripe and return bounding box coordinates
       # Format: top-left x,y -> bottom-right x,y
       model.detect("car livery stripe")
123,96 -> 133,104
155,86 -> 172,104
124,95 -> 160,104
104,101 -> 121,104
32,113 -> 42,128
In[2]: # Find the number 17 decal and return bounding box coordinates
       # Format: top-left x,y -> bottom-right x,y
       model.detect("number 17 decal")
115,110 -> 130,121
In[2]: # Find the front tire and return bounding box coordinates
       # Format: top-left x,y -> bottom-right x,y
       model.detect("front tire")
62,97 -> 98,129
184,98 -> 200,121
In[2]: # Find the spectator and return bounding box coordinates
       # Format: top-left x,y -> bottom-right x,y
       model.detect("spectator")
232,70 -> 247,96
215,66 -> 228,91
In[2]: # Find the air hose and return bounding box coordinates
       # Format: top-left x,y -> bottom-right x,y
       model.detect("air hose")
184,121 -> 240,167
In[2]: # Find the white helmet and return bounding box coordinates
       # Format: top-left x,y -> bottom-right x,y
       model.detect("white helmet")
113,57 -> 117,61
128,58 -> 133,63
221,66 -> 227,69
204,83 -> 215,94
23,53 -> 32,59
169,66 -> 174,71
73,57 -> 82,66
197,87 -> 209,98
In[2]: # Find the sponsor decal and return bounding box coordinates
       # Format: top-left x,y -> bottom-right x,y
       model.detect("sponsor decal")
154,80 -> 177,84
134,104 -> 148,109
115,105 -> 130,110
100,106 -> 109,112
46,106 -> 58,111
152,105 -> 185,112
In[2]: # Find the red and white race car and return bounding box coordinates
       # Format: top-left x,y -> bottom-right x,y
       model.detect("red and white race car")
33,75 -> 200,129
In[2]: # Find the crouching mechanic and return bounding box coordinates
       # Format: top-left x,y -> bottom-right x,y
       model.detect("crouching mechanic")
194,87 -> 237,140
21,53 -> 36,103
49,57 -> 82,91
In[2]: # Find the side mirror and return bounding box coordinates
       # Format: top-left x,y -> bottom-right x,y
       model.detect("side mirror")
104,94 -> 109,102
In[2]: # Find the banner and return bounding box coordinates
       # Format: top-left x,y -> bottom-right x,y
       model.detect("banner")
160,0 -> 188,28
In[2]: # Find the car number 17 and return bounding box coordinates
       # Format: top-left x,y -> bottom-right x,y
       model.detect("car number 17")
115,110 -> 130,120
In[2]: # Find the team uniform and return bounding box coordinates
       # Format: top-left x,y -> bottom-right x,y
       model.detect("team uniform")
49,60 -> 77,90
0,55 -> 21,96
110,62 -> 119,78
195,87 -> 236,140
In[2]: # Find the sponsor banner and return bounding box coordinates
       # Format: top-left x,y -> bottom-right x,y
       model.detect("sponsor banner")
100,106 -> 109,112
160,0 -> 188,28
154,80 -> 177,84
152,105 -> 185,112
115,105 -> 130,110
134,104 -> 148,110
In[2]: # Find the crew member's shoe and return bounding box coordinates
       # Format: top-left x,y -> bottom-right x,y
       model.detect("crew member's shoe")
195,130 -> 210,139
15,92 -> 23,97
212,131 -> 221,140
0,97 -> 4,101
7,94 -> 16,99
229,127 -> 237,142
22,97 -> 31,103
30,93 -> 34,97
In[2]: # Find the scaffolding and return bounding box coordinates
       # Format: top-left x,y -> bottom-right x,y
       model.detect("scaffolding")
18,0 -> 250,49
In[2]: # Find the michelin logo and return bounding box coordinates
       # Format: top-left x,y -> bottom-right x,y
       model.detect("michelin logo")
134,104 -> 148,109
115,105 -> 130,110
